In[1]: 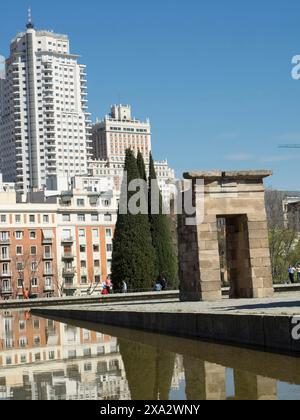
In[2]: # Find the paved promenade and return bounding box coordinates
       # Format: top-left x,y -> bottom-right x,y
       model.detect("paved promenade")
32,292 -> 300,355
44,292 -> 300,315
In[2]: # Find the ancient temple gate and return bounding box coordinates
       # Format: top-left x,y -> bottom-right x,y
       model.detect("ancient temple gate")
178,171 -> 274,301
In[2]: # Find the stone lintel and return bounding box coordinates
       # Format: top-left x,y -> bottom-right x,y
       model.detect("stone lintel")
184,170 -> 273,182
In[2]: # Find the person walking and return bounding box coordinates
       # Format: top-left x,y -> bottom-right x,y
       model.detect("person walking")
288,266 -> 296,284
159,274 -> 167,291
101,285 -> 109,296
122,281 -> 128,294
105,276 -> 112,294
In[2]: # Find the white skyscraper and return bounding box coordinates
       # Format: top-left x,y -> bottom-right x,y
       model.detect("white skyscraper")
0,11 -> 92,195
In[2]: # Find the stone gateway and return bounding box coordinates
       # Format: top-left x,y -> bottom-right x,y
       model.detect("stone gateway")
178,170 -> 274,302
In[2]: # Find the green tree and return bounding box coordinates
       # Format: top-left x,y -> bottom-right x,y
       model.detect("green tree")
269,227 -> 299,283
137,150 -> 147,182
148,153 -> 178,288
111,149 -> 156,291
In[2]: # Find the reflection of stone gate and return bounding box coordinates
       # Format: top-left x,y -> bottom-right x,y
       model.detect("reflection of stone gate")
178,171 -> 274,302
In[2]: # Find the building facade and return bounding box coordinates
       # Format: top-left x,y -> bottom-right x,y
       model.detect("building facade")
0,187 -> 117,300
92,104 -> 151,163
0,17 -> 92,195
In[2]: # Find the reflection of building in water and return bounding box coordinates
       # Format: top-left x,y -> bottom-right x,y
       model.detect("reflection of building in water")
0,312 -> 130,400
171,355 -> 185,390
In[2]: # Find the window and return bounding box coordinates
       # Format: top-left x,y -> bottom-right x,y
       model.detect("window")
0,215 -> 7,224
62,214 -> 71,222
44,245 -> 51,258
45,277 -> 52,287
30,231 -> 36,240
34,320 -> 40,329
106,244 -> 112,253
30,246 -> 37,256
45,262 -> 52,274
80,245 -> 86,253
20,355 -> 27,364
94,260 -> 100,268
92,229 -> 99,239
29,215 -> 35,223
17,279 -> 23,288
0,232 -> 9,241
80,260 -> 86,268
43,215 -> 49,223
81,276 -> 87,284
62,229 -> 72,239
31,262 -> 38,272
104,214 -> 112,222
49,351 -> 55,360
19,337 -> 27,348
17,263 -> 23,272
77,199 -> 85,207
31,278 -> 38,287
16,246 -> 23,256
78,214 -> 85,222
106,229 -> 112,238
1,247 -> 9,259
15,231 -> 23,240
34,336 -> 41,346
19,321 -> 26,331
91,214 -> 99,222
93,245 -> 99,253
79,229 -> 85,238
15,215 -> 21,223
35,353 -> 41,362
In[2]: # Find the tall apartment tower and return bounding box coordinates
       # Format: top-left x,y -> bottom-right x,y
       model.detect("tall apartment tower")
0,13 -> 92,195
92,104 -> 152,164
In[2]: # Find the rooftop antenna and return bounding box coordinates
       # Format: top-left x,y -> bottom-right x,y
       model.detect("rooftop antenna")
26,6 -> 34,29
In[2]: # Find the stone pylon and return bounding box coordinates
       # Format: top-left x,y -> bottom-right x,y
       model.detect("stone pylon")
178,171 -> 274,301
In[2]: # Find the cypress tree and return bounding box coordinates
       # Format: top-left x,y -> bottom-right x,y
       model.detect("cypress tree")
137,150 -> 147,182
148,153 -> 178,288
111,149 -> 156,291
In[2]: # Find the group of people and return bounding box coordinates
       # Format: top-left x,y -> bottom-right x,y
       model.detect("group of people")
288,265 -> 300,284
101,277 -> 114,295
153,274 -> 167,292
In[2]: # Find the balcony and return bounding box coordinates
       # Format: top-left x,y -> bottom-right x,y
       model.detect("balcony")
61,237 -> 74,245
63,267 -> 75,277
62,253 -> 74,261
42,238 -> 53,245
43,271 -> 54,277
0,238 -> 11,245
43,253 -> 53,260
1,288 -> 13,295
44,285 -> 54,292
63,282 -> 76,290
1,272 -> 12,278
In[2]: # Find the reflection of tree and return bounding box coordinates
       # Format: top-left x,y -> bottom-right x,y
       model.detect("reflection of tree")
154,349 -> 175,400
183,356 -> 206,401
118,339 -> 175,401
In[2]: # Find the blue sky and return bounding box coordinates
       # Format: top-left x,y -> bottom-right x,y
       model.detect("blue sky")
1,0 -> 300,189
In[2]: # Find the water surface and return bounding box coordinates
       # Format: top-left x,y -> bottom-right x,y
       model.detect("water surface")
0,310 -> 300,400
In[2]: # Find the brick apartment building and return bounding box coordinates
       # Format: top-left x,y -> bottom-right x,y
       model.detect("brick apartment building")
0,186 -> 117,300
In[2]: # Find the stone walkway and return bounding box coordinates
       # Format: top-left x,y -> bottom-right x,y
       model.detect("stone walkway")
47,291 -> 300,317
